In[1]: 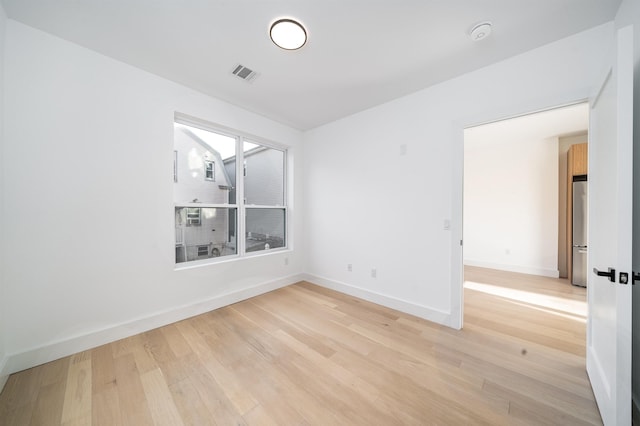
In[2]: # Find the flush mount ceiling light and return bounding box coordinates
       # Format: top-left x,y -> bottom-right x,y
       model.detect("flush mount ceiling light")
469,21 -> 492,42
270,18 -> 307,50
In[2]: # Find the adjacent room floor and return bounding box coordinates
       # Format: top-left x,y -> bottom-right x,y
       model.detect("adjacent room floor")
0,267 -> 601,425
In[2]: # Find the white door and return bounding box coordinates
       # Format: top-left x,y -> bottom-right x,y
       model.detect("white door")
587,25 -> 633,426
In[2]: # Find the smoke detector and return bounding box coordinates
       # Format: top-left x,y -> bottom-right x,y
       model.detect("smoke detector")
469,22 -> 492,42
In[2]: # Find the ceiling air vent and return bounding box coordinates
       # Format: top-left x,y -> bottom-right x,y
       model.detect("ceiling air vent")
231,64 -> 258,83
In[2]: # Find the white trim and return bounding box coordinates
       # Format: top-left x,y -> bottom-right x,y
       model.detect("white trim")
303,273 -> 454,327
463,100 -> 591,131
2,274 -> 305,376
245,205 -> 287,209
463,260 -> 560,278
174,203 -> 238,208
174,247 -> 291,271
0,355 -> 9,394
450,124 -> 465,330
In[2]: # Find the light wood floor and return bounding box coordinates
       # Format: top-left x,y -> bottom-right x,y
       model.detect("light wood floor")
0,267 -> 601,425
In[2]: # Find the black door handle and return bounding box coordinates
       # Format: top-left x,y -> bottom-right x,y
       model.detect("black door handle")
593,267 -> 616,282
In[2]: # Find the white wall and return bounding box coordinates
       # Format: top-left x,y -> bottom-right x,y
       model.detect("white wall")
463,123 -> 560,277
615,0 -> 640,414
0,0 -> 7,392
303,23 -> 613,329
1,20 -> 304,375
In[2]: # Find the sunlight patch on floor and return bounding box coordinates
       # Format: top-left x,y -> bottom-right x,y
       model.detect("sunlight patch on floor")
464,280 -> 587,322
507,299 -> 587,323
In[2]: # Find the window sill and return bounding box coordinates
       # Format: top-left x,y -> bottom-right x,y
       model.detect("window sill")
174,247 -> 291,271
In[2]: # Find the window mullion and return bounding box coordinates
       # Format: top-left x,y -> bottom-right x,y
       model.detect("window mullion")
237,136 -> 246,256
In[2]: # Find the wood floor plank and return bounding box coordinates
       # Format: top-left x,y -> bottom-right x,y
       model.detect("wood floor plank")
91,386 -> 122,426
40,358 -> 71,389
167,378 -> 215,426
27,358 -> 70,426
0,266 -> 602,425
178,356 -> 247,425
159,324 -> 192,358
90,345 -> 116,396
484,379 -> 601,425
112,353 -> 154,426
139,368 -> 184,426
0,363 -> 45,425
60,352 -> 92,426
30,381 -> 67,426
267,329 -> 400,425
241,403 -> 280,426
174,320 -> 259,416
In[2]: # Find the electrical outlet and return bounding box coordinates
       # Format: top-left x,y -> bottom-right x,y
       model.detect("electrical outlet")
347,264 -> 352,272
371,268 -> 377,278
284,257 -> 289,266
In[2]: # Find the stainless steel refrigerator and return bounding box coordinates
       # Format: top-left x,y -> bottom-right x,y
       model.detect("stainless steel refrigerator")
572,176 -> 588,287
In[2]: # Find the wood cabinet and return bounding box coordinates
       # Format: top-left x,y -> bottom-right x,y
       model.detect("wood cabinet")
567,143 -> 588,283
569,143 -> 588,176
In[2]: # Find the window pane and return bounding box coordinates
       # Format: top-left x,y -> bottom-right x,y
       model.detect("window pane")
185,207 -> 201,226
174,123 -> 236,204
175,207 -> 237,263
245,208 -> 285,252
243,142 -> 284,206
204,160 -> 215,181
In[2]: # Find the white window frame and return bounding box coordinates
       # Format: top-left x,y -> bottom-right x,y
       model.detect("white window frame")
174,113 -> 289,268
173,150 -> 178,182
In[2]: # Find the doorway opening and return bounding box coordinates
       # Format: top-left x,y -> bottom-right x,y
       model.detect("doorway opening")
462,101 -> 590,338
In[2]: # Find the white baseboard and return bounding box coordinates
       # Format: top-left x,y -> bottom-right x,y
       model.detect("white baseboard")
464,260 -> 560,278
302,273 -> 454,328
3,273 -> 305,376
0,355 -> 8,395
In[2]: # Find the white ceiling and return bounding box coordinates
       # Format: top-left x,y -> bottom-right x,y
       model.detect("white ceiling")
1,0 -> 621,130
